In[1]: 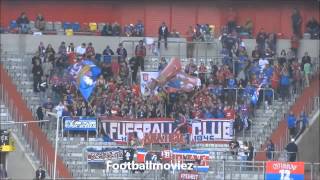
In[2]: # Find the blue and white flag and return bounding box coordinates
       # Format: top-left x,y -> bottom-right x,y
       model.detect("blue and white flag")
69,60 -> 101,101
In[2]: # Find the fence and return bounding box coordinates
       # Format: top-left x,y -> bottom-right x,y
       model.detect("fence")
121,39 -> 221,65
78,158 -> 320,180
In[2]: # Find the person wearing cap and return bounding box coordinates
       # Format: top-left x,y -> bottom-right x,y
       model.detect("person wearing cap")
285,138 -> 298,162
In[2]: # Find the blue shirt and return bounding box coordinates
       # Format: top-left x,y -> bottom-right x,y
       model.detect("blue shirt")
287,115 -> 296,128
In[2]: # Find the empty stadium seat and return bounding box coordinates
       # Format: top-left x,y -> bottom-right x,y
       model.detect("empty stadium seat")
45,21 -> 54,31
81,22 -> 89,31
53,21 -> 62,31
72,22 -> 80,32
65,29 -> 74,36
29,21 -> 35,30
95,53 -> 102,62
10,20 -> 17,29
89,22 -> 97,31
63,22 -> 72,30
97,22 -> 106,31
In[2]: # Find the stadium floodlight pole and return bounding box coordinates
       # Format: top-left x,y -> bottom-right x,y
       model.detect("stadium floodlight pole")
46,111 -> 59,180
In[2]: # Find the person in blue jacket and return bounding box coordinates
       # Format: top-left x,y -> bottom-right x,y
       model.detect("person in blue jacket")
287,111 -> 297,136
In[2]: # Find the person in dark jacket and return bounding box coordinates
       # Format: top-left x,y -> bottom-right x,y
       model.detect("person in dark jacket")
158,22 -> 169,49
301,52 -> 311,72
265,138 -> 275,160
291,8 -> 302,37
287,111 -> 297,136
36,106 -> 44,128
285,138 -> 298,162
116,43 -> 127,63
16,12 -> 30,33
256,28 -> 267,54
35,166 -> 46,180
295,112 -> 308,139
247,142 -> 254,161
32,60 -> 43,92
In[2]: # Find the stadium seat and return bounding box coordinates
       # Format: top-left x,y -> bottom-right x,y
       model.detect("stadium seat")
10,20 -> 17,29
29,21 -> 35,30
72,22 -> 80,32
53,21 -> 62,31
63,22 -> 72,30
103,55 -> 112,64
303,33 -> 311,39
45,21 -> 54,31
97,22 -> 106,31
65,29 -> 74,36
81,22 -> 89,31
95,53 -> 102,62
89,22 -> 97,31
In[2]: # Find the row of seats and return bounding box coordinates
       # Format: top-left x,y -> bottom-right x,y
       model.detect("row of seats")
10,20 -> 105,32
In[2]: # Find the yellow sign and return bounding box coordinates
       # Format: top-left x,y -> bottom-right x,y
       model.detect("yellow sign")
0,144 -> 15,152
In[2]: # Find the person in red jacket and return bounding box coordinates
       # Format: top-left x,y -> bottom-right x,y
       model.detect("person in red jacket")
135,40 -> 146,71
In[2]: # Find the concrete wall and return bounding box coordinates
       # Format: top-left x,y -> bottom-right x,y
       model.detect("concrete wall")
243,39 -> 320,59
0,34 -> 319,61
6,137 -> 35,179
0,34 -> 187,58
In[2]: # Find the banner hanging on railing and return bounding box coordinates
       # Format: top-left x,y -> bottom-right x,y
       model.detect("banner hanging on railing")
64,116 -> 97,131
265,161 -> 304,180
136,149 -> 209,172
86,146 -> 134,163
100,117 -> 233,144
191,119 -> 233,143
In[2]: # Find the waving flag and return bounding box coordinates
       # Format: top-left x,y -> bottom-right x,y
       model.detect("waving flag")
69,60 -> 101,101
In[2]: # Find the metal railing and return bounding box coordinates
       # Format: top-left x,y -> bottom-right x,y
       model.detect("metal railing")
121,39 -> 221,65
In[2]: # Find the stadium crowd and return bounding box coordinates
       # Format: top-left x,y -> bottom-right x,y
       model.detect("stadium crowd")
32,24 -> 314,138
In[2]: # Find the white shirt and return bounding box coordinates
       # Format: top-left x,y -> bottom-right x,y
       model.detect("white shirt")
76,46 -> 86,55
259,58 -> 269,70
55,104 -> 65,118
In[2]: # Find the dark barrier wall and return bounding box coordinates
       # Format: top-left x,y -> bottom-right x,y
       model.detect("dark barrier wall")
0,64 -> 72,178
1,0 -> 319,37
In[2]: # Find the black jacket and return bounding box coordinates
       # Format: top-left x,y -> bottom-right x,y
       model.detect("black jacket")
35,169 -> 45,180
158,25 -> 169,37
32,65 -> 43,77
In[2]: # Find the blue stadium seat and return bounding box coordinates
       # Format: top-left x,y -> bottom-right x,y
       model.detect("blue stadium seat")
72,22 -> 80,32
10,20 -> 17,29
95,53 -> 102,62
103,55 -> 112,64
63,22 -> 72,30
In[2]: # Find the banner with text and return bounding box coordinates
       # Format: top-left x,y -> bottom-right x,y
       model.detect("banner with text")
136,149 -> 209,172
64,116 -> 97,131
265,161 -> 304,180
86,146 -> 133,163
100,117 -> 233,144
